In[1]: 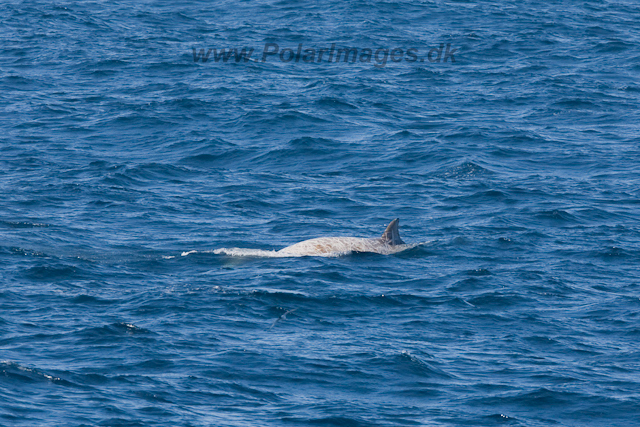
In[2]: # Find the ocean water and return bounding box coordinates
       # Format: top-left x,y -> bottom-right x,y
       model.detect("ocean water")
2,0 -> 640,426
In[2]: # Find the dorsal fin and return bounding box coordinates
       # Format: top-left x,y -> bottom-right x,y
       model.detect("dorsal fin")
381,218 -> 404,245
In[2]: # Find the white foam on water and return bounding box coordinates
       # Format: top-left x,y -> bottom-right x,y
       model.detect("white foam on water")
212,247 -> 347,257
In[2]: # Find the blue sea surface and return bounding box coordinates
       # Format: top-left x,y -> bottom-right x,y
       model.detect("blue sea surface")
2,0 -> 640,426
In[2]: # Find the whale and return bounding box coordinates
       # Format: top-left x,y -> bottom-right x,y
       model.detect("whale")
206,218 -> 420,258
276,218 -> 414,256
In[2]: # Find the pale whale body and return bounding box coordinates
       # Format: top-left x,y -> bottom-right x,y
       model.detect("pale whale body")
278,218 -> 410,256
211,218 -> 419,257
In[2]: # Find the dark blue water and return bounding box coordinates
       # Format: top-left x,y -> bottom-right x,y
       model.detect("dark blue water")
2,1 -> 640,425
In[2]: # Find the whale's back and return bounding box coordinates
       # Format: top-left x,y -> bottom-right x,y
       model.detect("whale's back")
212,218 -> 416,257
278,236 -> 414,256
278,237 -> 375,256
